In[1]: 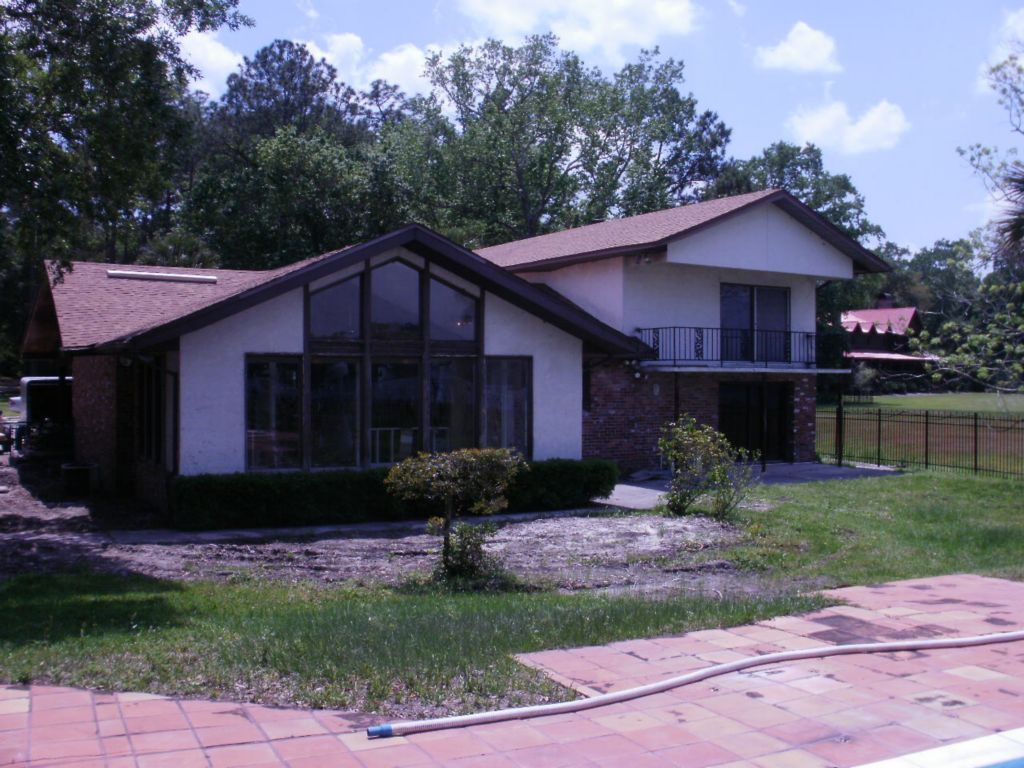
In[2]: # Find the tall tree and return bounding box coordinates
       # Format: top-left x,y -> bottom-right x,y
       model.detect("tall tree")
918,46 -> 1024,392
184,40 -> 409,269
390,35 -> 731,247
0,0 -> 250,373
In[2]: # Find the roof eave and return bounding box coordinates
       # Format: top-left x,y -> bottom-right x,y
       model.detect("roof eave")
495,190 -> 891,276
98,225 -> 640,357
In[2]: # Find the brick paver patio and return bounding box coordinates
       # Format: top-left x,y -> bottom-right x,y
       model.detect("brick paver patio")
2,574 -> 1023,767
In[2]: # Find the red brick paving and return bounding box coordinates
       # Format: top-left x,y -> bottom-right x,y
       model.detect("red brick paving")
2,574 -> 1023,766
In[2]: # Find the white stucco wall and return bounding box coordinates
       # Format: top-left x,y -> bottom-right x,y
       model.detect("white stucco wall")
518,257 -> 625,330
667,204 -> 853,279
178,289 -> 304,475
623,261 -> 818,334
484,293 -> 583,460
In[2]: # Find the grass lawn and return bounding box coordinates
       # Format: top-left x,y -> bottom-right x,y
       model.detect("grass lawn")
1,472 -> 1020,716
726,473 -> 1024,587
0,397 -> 16,419
0,575 -> 825,717
852,392 -> 1024,413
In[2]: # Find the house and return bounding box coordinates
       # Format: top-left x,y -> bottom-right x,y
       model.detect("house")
477,189 -> 888,468
841,305 -> 934,380
22,226 -> 641,507
21,189 -> 887,508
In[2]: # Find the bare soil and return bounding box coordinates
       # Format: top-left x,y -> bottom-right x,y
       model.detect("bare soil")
0,457 -> 766,595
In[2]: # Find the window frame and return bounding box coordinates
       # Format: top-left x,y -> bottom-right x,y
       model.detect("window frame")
244,354 -> 305,472
481,355 -> 533,458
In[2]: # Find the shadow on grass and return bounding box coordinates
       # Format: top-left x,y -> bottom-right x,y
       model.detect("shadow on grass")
0,572 -> 185,645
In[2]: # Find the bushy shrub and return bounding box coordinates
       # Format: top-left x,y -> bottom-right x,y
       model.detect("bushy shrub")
658,416 -> 759,518
507,458 -> 618,511
385,449 -> 527,579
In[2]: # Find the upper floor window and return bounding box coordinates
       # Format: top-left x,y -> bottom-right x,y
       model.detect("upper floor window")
429,278 -> 477,341
721,284 -> 790,362
310,276 -> 360,340
371,261 -> 420,338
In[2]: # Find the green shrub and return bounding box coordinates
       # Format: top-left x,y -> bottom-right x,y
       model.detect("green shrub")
170,468 -> 403,530
507,458 -> 618,511
170,457 -> 619,530
386,449 -> 527,579
658,416 -> 759,518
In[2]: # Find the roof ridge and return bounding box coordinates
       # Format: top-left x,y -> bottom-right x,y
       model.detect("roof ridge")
477,189 -> 780,254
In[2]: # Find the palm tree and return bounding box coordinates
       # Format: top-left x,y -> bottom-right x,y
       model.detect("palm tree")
996,161 -> 1024,275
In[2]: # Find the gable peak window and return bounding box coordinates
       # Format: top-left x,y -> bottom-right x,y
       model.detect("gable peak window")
310,275 -> 361,340
429,278 -> 477,342
371,260 -> 421,339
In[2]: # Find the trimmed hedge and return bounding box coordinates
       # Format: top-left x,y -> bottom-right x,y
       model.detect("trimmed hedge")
507,458 -> 618,512
170,458 -> 619,530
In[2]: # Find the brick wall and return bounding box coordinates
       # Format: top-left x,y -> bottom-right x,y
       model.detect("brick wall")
72,353 -> 163,503
71,355 -> 120,493
583,363 -> 818,472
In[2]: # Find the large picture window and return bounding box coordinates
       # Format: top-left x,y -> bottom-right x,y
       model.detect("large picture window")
311,359 -> 359,467
430,358 -> 476,452
371,360 -> 420,464
246,358 -> 302,469
483,358 -> 530,455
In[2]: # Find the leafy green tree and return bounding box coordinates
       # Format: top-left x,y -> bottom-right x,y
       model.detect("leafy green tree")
184,40 -> 409,269
0,0 -> 249,373
392,35 -> 731,247
185,126 -> 367,269
203,39 -> 370,159
904,239 -> 981,335
921,45 -> 1024,392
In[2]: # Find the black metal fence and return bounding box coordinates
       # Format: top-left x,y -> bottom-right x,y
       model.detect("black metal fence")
817,404 -> 1024,478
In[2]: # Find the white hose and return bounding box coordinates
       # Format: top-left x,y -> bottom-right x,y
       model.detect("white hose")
366,628 -> 1024,738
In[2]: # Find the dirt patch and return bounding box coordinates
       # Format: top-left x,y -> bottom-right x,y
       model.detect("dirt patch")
0,456 -> 768,595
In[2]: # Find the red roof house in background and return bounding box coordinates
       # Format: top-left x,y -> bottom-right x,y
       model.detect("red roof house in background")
840,306 -> 936,370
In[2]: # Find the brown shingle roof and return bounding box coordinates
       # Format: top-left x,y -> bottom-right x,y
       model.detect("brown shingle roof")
48,251 -> 344,350
476,190 -> 780,270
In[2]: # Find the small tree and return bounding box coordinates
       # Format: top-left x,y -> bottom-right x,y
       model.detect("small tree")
384,448 -> 527,578
658,417 -> 759,518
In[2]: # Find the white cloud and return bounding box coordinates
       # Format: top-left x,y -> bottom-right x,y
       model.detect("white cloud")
755,21 -> 841,74
180,31 -> 243,96
725,0 -> 746,17
295,0 -> 319,20
977,8 -> 1024,93
308,33 -> 441,96
454,0 -> 698,64
966,192 -> 1010,230
786,99 -> 910,154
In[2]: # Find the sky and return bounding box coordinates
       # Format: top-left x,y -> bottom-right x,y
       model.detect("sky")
180,0 -> 1024,254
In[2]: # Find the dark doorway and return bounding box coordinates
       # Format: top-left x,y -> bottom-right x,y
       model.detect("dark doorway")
718,382 -> 792,460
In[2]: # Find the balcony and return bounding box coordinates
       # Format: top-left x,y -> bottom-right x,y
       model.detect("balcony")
635,326 -> 848,370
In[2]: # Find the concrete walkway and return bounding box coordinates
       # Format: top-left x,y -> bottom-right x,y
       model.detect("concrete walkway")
604,462 -> 900,510
3,574 -> 1023,767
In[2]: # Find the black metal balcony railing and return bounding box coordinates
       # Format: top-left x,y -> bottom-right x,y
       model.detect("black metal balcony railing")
636,327 -> 848,369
